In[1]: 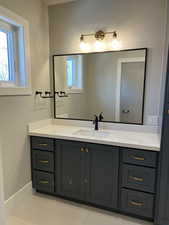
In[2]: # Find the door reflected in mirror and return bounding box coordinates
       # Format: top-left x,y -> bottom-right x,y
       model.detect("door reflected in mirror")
53,49 -> 147,124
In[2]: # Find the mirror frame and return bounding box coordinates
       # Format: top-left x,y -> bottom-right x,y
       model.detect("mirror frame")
52,48 -> 148,125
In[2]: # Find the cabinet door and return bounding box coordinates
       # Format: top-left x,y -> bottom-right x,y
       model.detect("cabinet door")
156,50 -> 169,225
56,140 -> 85,200
86,144 -> 119,209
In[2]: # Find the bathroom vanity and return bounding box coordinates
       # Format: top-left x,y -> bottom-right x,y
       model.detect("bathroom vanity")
27,45 -> 165,223
29,47 -> 163,223
29,122 -> 160,221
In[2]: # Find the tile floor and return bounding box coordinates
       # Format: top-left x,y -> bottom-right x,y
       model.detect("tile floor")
7,191 -> 153,225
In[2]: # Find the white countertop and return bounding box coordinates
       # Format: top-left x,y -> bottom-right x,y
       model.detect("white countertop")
28,120 -> 161,151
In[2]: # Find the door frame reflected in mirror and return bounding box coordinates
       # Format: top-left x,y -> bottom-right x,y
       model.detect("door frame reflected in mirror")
52,48 -> 147,125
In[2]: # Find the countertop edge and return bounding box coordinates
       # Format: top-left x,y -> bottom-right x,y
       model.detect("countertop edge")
28,132 -> 160,152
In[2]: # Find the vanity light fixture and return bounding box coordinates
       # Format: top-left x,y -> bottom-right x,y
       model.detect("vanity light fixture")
94,30 -> 106,51
112,31 -> 122,50
80,35 -> 90,52
80,30 -> 122,51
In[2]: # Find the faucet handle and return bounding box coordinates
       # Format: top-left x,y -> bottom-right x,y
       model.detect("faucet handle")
99,112 -> 104,122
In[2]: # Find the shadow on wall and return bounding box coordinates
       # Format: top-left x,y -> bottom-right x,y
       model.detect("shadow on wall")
0,139 -> 6,225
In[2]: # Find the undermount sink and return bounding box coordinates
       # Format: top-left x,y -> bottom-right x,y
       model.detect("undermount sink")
73,129 -> 110,138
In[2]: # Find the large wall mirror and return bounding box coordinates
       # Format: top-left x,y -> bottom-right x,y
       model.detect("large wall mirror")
53,48 -> 147,124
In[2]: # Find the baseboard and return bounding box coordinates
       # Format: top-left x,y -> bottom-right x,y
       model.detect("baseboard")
5,182 -> 33,215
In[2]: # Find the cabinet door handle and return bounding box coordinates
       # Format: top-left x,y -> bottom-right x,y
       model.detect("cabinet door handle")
130,201 -> 144,207
129,176 -> 144,182
39,180 -> 49,184
39,143 -> 48,147
81,148 -> 84,152
39,160 -> 49,164
130,155 -> 145,161
85,148 -> 89,153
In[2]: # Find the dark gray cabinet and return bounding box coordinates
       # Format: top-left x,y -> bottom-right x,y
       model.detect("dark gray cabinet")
32,150 -> 54,172
121,164 -> 156,193
31,136 -> 54,151
119,148 -> 158,219
33,171 -> 54,193
86,144 -> 119,208
155,50 -> 169,225
121,148 -> 157,168
55,141 -> 119,207
31,136 -> 158,221
120,189 -> 154,218
56,141 -> 85,200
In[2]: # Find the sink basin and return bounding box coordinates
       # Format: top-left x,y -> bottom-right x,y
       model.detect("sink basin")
73,129 -> 110,138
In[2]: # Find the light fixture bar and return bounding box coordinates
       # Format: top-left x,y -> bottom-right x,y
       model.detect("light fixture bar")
80,30 -> 121,51
80,31 -> 117,38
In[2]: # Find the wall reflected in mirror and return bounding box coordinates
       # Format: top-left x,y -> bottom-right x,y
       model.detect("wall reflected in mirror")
53,49 -> 147,124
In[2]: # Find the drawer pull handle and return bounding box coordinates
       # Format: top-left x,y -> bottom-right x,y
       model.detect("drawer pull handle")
81,148 -> 84,152
86,148 -> 89,153
130,201 -> 144,207
39,144 -> 48,147
39,181 -> 49,184
129,176 -> 144,182
39,160 -> 49,164
131,155 -> 145,161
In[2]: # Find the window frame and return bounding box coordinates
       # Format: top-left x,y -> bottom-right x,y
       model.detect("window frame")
0,6 -> 31,96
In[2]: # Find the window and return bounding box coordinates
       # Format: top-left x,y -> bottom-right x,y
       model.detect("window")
0,6 -> 31,95
66,56 -> 83,93
0,30 -> 10,81
66,57 -> 76,88
0,26 -> 15,83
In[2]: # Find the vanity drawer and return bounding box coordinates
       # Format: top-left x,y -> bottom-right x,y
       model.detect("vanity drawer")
31,136 -> 54,151
32,150 -> 54,172
121,149 -> 157,168
33,171 -> 54,193
120,189 -> 154,218
121,164 -> 156,193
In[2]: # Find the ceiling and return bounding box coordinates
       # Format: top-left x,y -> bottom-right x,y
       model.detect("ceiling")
43,0 -> 77,5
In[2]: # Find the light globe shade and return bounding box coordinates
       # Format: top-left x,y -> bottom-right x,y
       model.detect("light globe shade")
112,39 -> 122,50
94,40 -> 105,51
80,41 -> 90,52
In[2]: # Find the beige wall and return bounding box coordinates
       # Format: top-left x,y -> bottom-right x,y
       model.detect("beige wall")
86,51 -> 145,122
49,0 -> 167,125
0,0 -> 51,200
86,53 -> 117,121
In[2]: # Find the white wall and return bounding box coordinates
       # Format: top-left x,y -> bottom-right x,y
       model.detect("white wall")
0,141 -> 6,225
0,0 -> 51,200
49,0 -> 167,125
